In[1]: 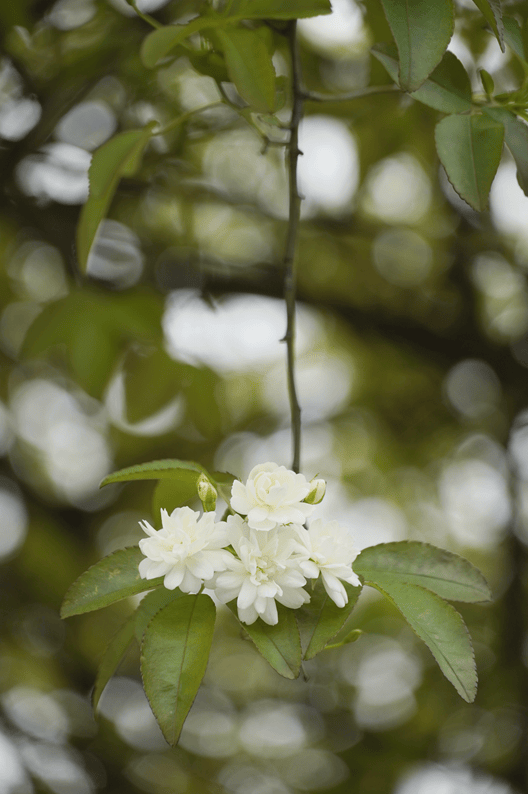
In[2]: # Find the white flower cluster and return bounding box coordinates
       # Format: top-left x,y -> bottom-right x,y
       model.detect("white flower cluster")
138,462 -> 361,626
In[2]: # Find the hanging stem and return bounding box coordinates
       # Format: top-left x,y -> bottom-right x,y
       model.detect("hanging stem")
283,20 -> 304,474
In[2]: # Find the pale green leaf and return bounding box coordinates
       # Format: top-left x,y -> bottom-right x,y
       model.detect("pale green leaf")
152,479 -> 199,522
93,615 -> 136,711
217,28 -> 276,113
140,17 -> 228,68
100,459 -> 209,488
380,0 -> 455,91
435,113 -> 504,211
141,595 -> 216,745
134,588 -> 184,643
472,0 -> 504,51
502,17 -> 527,61
368,579 -> 477,702
485,107 -> 528,196
227,0 -> 332,19
229,603 -> 302,679
354,541 -> 492,603
61,547 -> 161,618
297,579 -> 362,660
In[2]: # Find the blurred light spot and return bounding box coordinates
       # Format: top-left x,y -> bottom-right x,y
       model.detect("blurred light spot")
96,510 -> 146,556
239,702 -> 308,758
439,460 -> 510,548
373,228 -> 433,287
218,764 -> 291,794
52,691 -> 97,739
16,144 -> 90,204
179,711 -> 237,758
0,98 -> 41,141
490,160 -> 528,246
362,154 -> 432,224
109,0 -> 171,14
97,678 -> 166,751
126,754 -> 189,794
17,605 -> 65,658
0,401 -> 15,456
395,762 -> 513,794
55,101 -> 116,151
472,252 -> 524,299
19,741 -> 94,794
164,292 -> 321,373
0,731 -> 32,793
509,416 -> 528,481
0,481 -> 27,561
345,497 -> 407,550
448,32 -> 476,76
192,205 -> 273,264
86,220 -> 144,288
444,359 -> 501,418
106,371 -> 183,435
48,0 -> 96,29
298,116 -> 359,216
299,0 -> 365,51
10,242 -> 67,302
284,749 -> 348,791
0,302 -> 42,358
2,688 -> 68,743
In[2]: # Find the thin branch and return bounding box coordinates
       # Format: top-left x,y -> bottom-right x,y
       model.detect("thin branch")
283,21 -> 304,474
302,84 -> 399,102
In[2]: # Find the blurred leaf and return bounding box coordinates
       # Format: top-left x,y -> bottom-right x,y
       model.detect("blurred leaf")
217,28 -> 276,113
298,579 -> 362,660
77,124 -> 156,271
380,0 -> 455,91
123,346 -> 184,424
368,580 -> 477,702
69,320 -> 117,398
472,0 -> 504,51
141,17 -> 228,68
61,547 -> 162,617
485,107 -> 528,195
183,367 -> 223,440
230,603 -> 302,679
93,614 -> 136,711
141,594 -> 216,745
372,44 -> 472,112
354,541 -> 492,603
134,588 -> 184,643
100,459 -> 209,487
502,16 -> 527,61
435,113 -> 504,210
227,0 -> 332,18
152,479 -> 199,521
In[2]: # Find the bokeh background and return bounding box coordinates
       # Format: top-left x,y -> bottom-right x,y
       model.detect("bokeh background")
1,0 -> 528,792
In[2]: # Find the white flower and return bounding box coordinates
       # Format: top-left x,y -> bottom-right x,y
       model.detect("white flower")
295,519 -> 361,608
138,506 -> 232,594
211,515 -> 310,625
231,462 -> 315,531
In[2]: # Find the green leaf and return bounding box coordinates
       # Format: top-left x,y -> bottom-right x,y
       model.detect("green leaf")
472,0 -> 504,52
76,124 -> 155,271
502,17 -> 527,61
372,44 -> 472,113
297,579 -> 362,660
229,603 -> 302,679
368,579 -> 477,702
485,107 -> 528,196
435,113 -> 504,211
217,28 -> 276,113
100,459 -> 209,488
141,594 -> 216,745
134,588 -> 184,643
354,541 -> 492,603
123,346 -> 185,424
140,17 -> 227,68
152,479 -> 199,522
380,0 -> 455,91
479,68 -> 495,97
61,547 -> 161,618
227,0 -> 332,18
93,614 -> 136,711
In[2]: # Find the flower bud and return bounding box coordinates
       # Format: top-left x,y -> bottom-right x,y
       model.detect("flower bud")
197,475 -> 217,512
304,478 -> 326,505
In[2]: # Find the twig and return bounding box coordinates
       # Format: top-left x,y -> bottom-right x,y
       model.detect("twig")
302,85 -> 399,102
282,21 -> 304,474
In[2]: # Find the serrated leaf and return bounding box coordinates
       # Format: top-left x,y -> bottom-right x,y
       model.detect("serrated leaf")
228,0 -> 331,18
217,28 -> 276,112
76,124 -> 155,271
435,113 -> 504,211
152,479 -> 199,522
297,579 -> 362,660
100,459 -> 209,488
61,547 -> 162,618
485,107 -> 528,196
472,0 -> 504,51
380,0 -> 455,91
372,44 -> 472,113
502,17 -> 527,62
141,595 -> 216,745
229,603 -> 302,679
93,614 -> 136,711
368,579 -> 477,702
354,541 -> 492,603
134,588 -> 184,643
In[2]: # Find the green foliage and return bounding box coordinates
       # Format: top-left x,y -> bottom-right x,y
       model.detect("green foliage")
92,614 -> 136,711
100,459 -> 209,487
217,28 -> 276,113
485,106 -> 528,195
298,579 -> 362,660
141,595 -> 216,745
229,602 -> 303,679
472,0 -> 504,51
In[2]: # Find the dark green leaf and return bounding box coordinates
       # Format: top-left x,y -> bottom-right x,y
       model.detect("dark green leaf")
502,17 -> 527,61
372,44 -> 472,113
227,0 -> 331,19
152,479 -> 199,522
100,459 -> 209,488
354,541 -> 492,603
479,68 -> 494,97
76,124 -> 155,271
61,547 -> 162,618
69,320 -> 117,399
472,0 -> 504,51
134,588 -> 184,643
141,595 -> 216,745
380,0 -> 455,91
368,579 -> 477,702
123,346 -> 185,424
217,28 -> 276,113
297,579 -> 362,660
485,107 -> 528,196
229,603 -> 302,679
435,113 -> 504,210
93,615 -> 136,711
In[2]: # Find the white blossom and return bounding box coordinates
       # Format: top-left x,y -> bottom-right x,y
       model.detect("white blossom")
230,462 -> 315,531
138,506 -> 232,594
295,519 -> 361,608
211,515 -> 310,625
